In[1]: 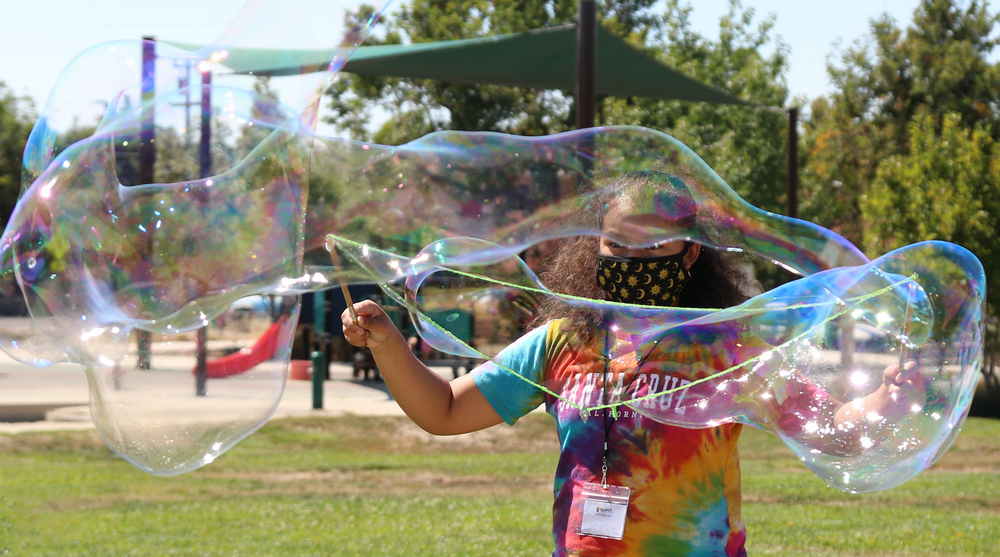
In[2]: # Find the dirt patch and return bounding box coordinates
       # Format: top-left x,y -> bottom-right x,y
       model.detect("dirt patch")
743,494 -> 869,506
269,413 -> 560,456
744,493 -> 1000,513
217,470 -> 347,482
927,446 -> 1000,472
1,430 -> 109,456
392,416 -> 559,454
0,414 -> 560,459
157,467 -> 553,503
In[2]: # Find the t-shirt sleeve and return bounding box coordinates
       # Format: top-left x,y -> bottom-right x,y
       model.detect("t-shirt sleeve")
471,323 -> 550,425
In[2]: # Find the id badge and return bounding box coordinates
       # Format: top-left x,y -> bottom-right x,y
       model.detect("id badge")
576,482 -> 631,540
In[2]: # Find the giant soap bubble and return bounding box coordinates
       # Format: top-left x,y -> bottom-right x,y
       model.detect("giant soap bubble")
2,0 -> 387,474
323,140 -> 982,493
388,235 -> 981,493
2,2 -> 984,490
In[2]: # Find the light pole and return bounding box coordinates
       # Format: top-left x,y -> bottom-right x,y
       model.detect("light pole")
576,0 -> 597,130
136,36 -> 157,371
787,107 -> 799,219
195,64 -> 212,397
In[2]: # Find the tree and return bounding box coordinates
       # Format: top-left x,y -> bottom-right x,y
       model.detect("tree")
324,0 -> 694,144
328,1 -> 791,210
236,77 -> 285,157
601,0 -> 791,215
325,0 -> 795,294
802,0 -> 1000,245
597,0 -> 793,292
325,0 -> 588,144
803,0 -> 1000,412
863,114 -> 996,256
0,82 -> 35,227
864,112 -> 1000,407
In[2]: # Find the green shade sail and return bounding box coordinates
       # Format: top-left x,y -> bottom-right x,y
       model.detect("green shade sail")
165,24 -> 745,105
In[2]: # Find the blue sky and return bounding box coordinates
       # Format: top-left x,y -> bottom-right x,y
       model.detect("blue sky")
3,0 -> 927,119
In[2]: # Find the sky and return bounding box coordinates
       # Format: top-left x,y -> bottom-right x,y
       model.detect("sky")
2,0 -> 928,126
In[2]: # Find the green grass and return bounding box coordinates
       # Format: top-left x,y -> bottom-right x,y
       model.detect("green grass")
739,417 -> 1000,556
1,415 -> 997,556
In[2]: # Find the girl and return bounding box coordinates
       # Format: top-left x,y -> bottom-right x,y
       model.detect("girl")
341,171 -> 922,557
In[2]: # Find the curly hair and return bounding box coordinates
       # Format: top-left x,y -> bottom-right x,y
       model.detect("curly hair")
528,170 -> 754,340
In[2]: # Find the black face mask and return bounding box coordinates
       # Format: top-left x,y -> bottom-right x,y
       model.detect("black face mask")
596,249 -> 690,306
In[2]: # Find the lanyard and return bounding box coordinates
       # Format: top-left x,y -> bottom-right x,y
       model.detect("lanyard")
600,320 -> 661,487
601,328 -> 613,487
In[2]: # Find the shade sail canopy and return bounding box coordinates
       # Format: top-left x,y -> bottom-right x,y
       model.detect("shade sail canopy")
165,24 -> 745,105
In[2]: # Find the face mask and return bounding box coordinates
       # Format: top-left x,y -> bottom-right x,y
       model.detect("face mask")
596,249 -> 690,306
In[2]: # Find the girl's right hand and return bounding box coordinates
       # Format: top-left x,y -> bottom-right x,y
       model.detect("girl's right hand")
341,300 -> 399,350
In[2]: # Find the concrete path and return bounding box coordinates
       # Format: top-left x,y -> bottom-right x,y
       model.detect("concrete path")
0,350 -> 447,434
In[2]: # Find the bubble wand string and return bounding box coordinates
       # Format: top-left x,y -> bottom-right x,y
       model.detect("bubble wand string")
335,233 -> 920,411
326,237 -> 358,326
376,272 -> 917,412
325,234 -> 850,316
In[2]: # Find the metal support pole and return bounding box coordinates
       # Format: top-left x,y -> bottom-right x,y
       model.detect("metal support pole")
199,70 -> 212,179
194,68 -> 212,397
787,107 -> 799,220
313,289 -> 327,382
195,328 -> 208,396
311,350 -> 326,410
313,290 -> 326,337
138,37 -> 156,184
576,0 -> 597,130
180,74 -> 191,148
136,36 -> 156,371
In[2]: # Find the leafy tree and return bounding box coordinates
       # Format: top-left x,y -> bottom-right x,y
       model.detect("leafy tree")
325,0 -> 587,144
236,77 -> 286,157
0,82 -> 35,226
801,0 -> 1000,245
597,0 -> 793,292
803,0 -> 1000,412
326,0 -> 794,294
601,0 -> 791,215
328,1 -> 791,211
863,114 -> 996,256
863,113 -> 1000,405
325,0 -> 694,144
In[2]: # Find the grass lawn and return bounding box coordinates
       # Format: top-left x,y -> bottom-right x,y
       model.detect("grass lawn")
1,414 -> 997,556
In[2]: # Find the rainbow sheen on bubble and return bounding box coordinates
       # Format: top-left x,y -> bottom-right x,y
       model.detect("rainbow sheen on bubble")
2,3 -> 984,490
313,130 -> 982,493
1,0 -> 387,475
381,236 -> 981,493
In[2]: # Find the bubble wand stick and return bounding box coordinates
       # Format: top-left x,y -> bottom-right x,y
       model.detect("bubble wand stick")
326,237 -> 358,326
897,282 -> 915,375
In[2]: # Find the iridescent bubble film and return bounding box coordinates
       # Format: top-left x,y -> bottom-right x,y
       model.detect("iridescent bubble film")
4,2 -> 984,490
319,131 -> 982,493
386,236 -> 981,493
3,0 -> 386,475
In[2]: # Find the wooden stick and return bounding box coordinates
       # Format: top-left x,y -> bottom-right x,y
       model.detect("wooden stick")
326,237 -> 357,326
897,282 -> 915,377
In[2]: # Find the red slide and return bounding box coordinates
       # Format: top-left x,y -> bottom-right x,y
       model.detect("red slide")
194,317 -> 287,378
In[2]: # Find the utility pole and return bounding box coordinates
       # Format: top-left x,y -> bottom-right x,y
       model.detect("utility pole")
575,0 -> 598,182
136,36 -> 156,371
194,66 -> 212,397
170,60 -> 195,149
787,107 -> 799,220
576,0 -> 597,130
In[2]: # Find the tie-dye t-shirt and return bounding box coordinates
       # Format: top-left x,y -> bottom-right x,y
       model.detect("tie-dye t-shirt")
472,318 -> 762,557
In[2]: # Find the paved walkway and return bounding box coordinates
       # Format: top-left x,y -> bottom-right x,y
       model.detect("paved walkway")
0,350 -> 430,434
